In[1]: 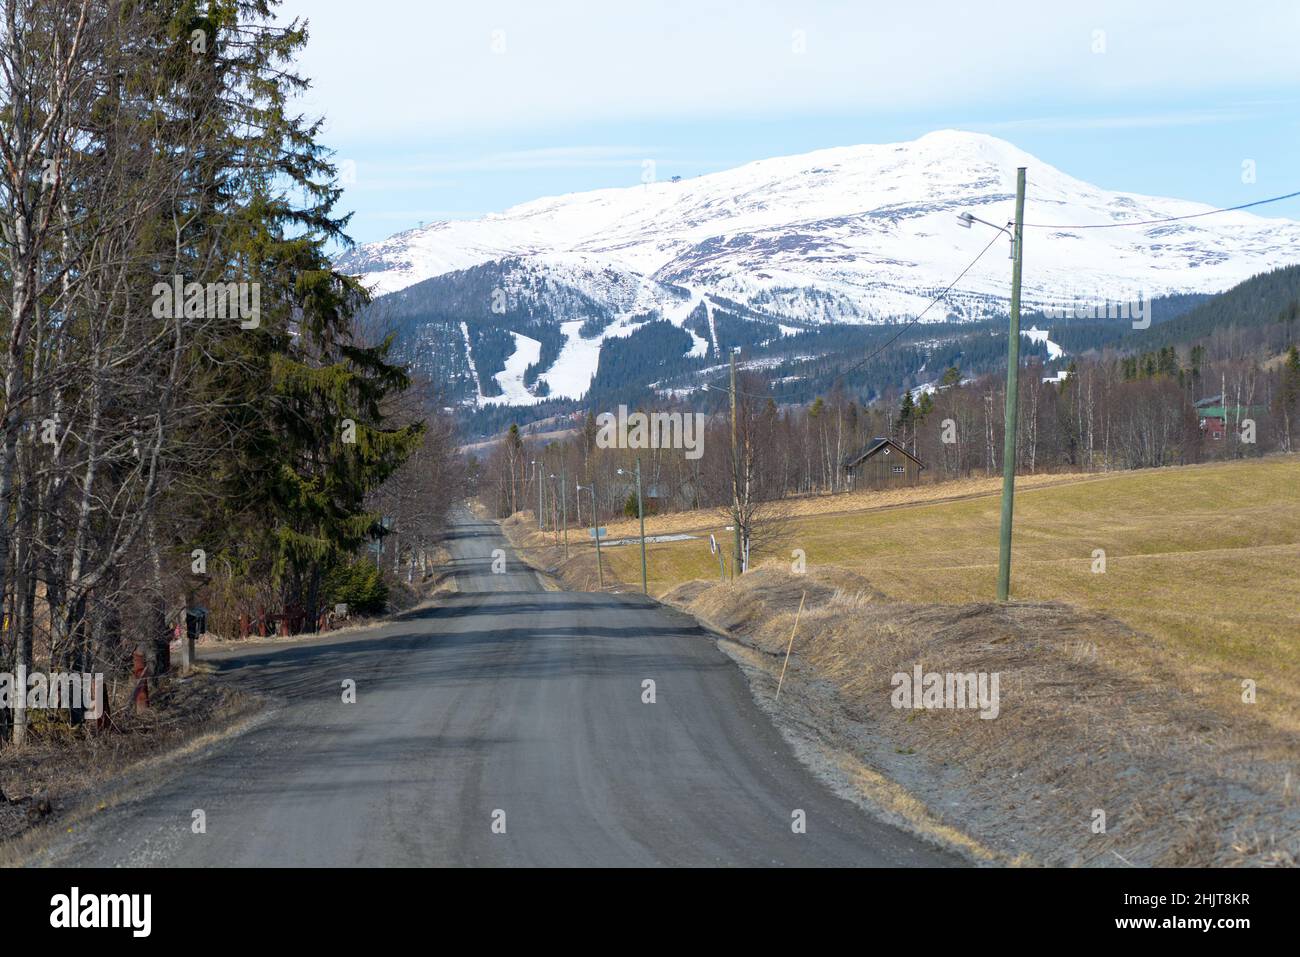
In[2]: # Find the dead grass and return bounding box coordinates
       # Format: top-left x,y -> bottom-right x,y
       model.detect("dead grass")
0,672 -> 264,849
601,455 -> 1300,733
672,563 -> 1300,867
597,470 -> 1095,541
500,512 -> 622,593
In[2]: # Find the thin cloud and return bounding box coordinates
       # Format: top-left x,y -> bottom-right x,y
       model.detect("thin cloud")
395,147 -> 664,174
987,109 -> 1265,132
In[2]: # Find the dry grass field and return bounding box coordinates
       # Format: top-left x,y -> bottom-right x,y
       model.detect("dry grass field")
594,455 -> 1300,732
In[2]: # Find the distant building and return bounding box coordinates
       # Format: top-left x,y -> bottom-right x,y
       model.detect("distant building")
842,437 -> 924,489
1195,396 -> 1263,440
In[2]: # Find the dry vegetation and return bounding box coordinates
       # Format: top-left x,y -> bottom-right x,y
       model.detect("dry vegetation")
670,565 -> 1298,866
597,455 -> 1300,733
597,470 -> 1094,539
0,672 -> 262,848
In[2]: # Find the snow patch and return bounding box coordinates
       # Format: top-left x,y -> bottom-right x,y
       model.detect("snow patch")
481,332 -> 542,407
1022,325 -> 1064,360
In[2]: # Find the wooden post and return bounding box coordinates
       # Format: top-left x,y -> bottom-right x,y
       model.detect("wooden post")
996,167 -> 1027,602
179,594 -> 195,674
132,647 -> 149,713
731,351 -> 741,579
180,626 -> 195,674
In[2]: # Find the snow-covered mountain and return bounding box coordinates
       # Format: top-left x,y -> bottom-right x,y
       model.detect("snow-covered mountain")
337,130 -> 1300,407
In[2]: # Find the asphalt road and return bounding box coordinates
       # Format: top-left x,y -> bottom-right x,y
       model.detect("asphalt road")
32,508 -> 957,867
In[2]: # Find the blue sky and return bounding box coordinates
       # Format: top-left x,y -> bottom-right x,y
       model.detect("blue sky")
283,0 -> 1300,247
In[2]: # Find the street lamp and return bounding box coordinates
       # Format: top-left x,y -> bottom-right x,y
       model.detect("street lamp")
617,460 -> 648,595
958,167 -> 1027,601
956,211 -> 1015,259
575,482 -> 603,588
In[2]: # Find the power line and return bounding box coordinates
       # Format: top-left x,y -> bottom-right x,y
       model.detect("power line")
695,185 -> 1300,404
1023,189 -> 1300,230
825,230 -> 1004,384
702,228 -> 1004,402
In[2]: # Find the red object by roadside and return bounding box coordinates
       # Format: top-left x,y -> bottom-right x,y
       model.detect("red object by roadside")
132,648 -> 149,713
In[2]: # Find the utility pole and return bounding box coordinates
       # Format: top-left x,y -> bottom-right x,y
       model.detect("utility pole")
535,460 -> 542,530
592,475 -> 604,588
730,350 -> 741,580
636,458 -> 647,594
561,461 -> 569,560
997,167 -> 1027,602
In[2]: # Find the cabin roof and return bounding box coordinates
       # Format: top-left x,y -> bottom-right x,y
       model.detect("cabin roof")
841,437 -> 925,470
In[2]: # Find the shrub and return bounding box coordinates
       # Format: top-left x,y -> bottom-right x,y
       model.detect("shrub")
323,557 -> 389,615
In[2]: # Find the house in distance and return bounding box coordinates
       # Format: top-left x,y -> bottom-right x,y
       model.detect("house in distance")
842,437 -> 925,489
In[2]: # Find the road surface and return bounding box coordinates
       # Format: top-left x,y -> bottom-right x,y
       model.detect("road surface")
31,508 -> 958,866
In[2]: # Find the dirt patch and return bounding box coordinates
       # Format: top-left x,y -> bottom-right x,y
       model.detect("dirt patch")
666,564 -> 1300,867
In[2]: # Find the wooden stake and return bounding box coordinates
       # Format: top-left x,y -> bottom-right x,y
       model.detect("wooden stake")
775,591 -> 806,702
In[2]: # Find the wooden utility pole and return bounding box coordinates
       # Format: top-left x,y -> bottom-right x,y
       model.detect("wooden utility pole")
730,351 -> 741,579
635,458 -> 647,594
561,461 -> 569,560
592,476 -> 604,588
996,167 -> 1027,602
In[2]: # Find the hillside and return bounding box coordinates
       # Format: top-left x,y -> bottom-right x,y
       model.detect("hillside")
1126,263 -> 1300,351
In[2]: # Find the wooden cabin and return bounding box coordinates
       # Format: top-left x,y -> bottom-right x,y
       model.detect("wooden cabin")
842,437 -> 924,490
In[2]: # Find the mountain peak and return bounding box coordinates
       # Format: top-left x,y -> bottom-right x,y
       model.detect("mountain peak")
338,129 -> 1300,318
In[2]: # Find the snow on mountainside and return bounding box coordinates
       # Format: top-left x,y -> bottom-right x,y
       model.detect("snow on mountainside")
337,130 -> 1300,407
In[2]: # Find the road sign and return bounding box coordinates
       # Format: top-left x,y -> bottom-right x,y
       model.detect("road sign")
709,534 -> 717,555
589,527 -> 607,539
